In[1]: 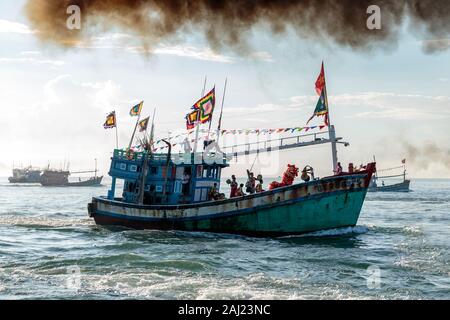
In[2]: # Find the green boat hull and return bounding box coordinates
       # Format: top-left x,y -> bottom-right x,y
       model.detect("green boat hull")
89,167 -> 375,237
175,190 -> 366,235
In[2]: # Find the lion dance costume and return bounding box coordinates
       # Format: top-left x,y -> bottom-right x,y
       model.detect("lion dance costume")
269,164 -> 299,190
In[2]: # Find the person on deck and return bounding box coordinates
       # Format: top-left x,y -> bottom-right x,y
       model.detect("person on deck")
301,166 -> 314,182
209,183 -> 225,201
246,170 -> 256,194
226,175 -> 238,198
334,162 -> 343,175
255,174 -> 264,193
236,183 -> 245,197
182,170 -> 191,198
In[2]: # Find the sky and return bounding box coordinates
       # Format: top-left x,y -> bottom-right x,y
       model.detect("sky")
0,1 -> 449,179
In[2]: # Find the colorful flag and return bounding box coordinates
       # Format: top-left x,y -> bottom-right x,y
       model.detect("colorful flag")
103,111 -> 116,129
192,87 -> 216,123
315,62 -> 326,95
307,89 -> 329,125
186,110 -> 200,130
130,101 -> 143,117
138,116 -> 150,132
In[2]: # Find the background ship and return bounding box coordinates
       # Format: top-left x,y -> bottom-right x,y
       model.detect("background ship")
368,157 -> 410,192
40,159 -> 103,187
8,166 -> 42,183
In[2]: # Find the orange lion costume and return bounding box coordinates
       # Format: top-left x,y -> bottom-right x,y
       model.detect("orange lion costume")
269,164 -> 299,190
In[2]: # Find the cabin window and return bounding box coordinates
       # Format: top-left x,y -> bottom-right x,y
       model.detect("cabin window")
130,165 -> 137,172
174,181 -> 182,194
194,188 -> 202,202
201,189 -> 208,201
150,167 -> 157,175
196,165 -> 203,178
203,167 -> 209,178
116,163 -> 127,170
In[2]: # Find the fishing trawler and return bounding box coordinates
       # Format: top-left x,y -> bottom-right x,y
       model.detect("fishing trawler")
368,158 -> 410,192
41,160 -> 103,187
88,64 -> 376,236
8,166 -> 42,183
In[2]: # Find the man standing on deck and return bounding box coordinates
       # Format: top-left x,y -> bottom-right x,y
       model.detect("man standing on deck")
182,170 -> 191,199
334,162 -> 343,175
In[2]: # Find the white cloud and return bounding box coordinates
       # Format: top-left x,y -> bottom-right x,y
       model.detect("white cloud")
152,45 -> 234,63
329,92 -> 450,119
81,80 -> 124,112
246,51 -> 274,63
0,57 -> 65,67
226,92 -> 450,122
43,74 -> 72,105
73,32 -> 273,63
0,19 -> 33,34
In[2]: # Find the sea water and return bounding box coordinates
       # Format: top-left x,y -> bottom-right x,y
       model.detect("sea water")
0,177 -> 448,299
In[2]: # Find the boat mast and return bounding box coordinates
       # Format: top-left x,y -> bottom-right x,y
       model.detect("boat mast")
216,77 -> 228,145
94,158 -> 97,178
193,76 -> 207,153
323,63 -> 338,172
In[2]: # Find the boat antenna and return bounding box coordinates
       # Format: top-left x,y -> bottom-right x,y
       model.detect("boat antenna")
94,158 -> 97,178
161,139 -> 172,203
149,107 -> 157,156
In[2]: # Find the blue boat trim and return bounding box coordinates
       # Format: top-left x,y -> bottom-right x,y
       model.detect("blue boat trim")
92,187 -> 367,222
94,172 -> 368,211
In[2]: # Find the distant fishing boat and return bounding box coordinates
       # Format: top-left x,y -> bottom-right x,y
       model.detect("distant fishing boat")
88,64 -> 377,236
8,166 -> 41,183
368,157 -> 410,192
40,159 -> 103,187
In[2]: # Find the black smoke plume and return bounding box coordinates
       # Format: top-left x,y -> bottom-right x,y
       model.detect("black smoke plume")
24,0 -> 450,53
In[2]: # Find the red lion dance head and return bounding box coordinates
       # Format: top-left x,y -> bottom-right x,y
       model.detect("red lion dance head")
269,164 -> 299,190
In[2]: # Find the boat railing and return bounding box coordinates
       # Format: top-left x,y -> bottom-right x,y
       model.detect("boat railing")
222,130 -> 337,157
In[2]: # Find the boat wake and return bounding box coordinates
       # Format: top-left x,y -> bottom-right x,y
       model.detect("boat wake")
0,215 -> 93,228
280,225 -> 369,239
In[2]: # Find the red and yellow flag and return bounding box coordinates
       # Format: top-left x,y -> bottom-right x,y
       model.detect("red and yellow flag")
192,87 -> 215,123
315,62 -> 326,96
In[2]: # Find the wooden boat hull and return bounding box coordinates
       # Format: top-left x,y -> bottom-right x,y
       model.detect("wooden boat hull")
41,176 -> 103,187
66,176 -> 103,187
368,179 -> 410,192
8,176 -> 41,183
88,166 -> 375,237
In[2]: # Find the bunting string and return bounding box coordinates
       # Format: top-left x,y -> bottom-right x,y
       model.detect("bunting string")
133,125 -> 328,152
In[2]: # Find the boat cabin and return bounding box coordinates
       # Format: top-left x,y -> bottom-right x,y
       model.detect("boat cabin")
107,149 -> 229,205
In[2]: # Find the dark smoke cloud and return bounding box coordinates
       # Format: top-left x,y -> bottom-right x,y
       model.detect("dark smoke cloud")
24,0 -> 450,54
404,142 -> 450,171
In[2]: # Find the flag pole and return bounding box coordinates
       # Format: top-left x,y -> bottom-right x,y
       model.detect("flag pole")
322,62 -> 338,172
193,76 -> 207,153
128,101 -> 143,150
115,111 -> 119,149
216,77 -> 228,145
206,84 -> 216,141
149,108 -> 157,154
